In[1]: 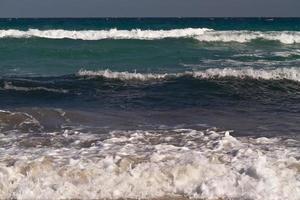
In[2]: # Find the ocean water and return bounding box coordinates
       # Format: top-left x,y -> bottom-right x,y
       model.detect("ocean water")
0,18 -> 300,199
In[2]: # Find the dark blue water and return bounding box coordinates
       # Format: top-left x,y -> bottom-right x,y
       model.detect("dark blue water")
0,18 -> 299,136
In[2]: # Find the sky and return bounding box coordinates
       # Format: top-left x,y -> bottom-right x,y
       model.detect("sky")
0,0 -> 299,18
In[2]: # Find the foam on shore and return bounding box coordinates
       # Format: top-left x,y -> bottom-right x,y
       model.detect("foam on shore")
0,128 -> 299,199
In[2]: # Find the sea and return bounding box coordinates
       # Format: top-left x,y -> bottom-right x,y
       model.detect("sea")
0,18 -> 299,199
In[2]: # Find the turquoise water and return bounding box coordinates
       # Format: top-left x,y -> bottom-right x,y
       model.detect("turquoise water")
0,18 -> 300,76
1,18 -> 300,30
0,18 -> 300,199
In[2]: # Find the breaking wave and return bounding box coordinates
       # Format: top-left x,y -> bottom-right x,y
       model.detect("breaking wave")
0,28 -> 300,43
0,128 -> 299,199
0,28 -> 210,40
78,67 -> 300,82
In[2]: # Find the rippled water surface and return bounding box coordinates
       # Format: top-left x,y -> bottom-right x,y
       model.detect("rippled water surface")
0,18 -> 299,199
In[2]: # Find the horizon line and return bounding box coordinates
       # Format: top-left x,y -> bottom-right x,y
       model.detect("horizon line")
0,17 -> 300,19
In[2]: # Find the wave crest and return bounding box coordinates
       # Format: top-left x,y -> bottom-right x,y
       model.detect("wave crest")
0,28 -> 210,40
78,67 -> 300,82
195,30 -> 300,44
0,28 -> 300,43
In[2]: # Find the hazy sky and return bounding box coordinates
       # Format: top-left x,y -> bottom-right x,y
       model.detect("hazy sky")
0,0 -> 299,18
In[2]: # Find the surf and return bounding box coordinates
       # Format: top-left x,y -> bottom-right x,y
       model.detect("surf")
78,67 -> 300,82
0,127 -> 298,199
0,28 -> 300,44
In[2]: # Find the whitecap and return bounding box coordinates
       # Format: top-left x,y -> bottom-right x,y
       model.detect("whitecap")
78,67 -> 300,82
0,28 -> 300,44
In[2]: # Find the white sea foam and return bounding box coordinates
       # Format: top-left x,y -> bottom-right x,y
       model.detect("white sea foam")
272,50 -> 300,57
195,30 -> 300,44
0,28 -> 210,40
78,67 -> 300,82
191,67 -> 300,81
78,69 -> 170,81
0,28 -> 300,43
0,128 -> 299,199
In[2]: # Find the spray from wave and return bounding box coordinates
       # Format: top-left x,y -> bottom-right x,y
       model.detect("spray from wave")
0,28 -> 300,44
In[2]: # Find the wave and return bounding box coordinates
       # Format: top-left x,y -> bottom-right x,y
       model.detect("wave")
1,28 -> 300,43
195,30 -> 300,44
0,128 -> 299,199
0,110 -> 43,132
78,69 -> 170,81
0,28 -> 210,40
78,67 -> 300,82
1,81 -> 68,93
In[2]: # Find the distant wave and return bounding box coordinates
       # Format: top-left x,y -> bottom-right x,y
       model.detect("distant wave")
195,30 -> 300,44
0,28 -> 210,40
78,67 -> 300,82
0,28 -> 300,43
1,81 -> 68,93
